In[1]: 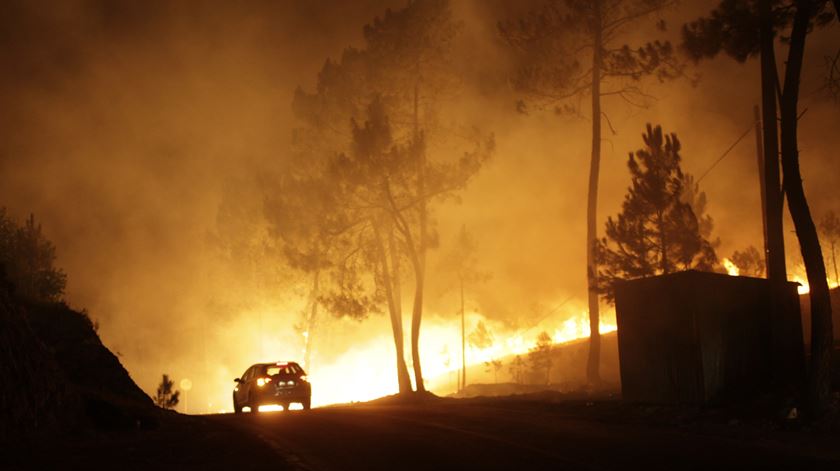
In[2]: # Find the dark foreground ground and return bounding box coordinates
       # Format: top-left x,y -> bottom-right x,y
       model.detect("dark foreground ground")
10,393 -> 840,471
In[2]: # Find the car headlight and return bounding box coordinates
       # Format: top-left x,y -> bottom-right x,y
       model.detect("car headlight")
257,377 -> 271,387
288,380 -> 295,386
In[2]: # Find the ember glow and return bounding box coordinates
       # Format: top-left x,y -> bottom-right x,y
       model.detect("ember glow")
199,305 -> 618,412
722,258 -> 740,276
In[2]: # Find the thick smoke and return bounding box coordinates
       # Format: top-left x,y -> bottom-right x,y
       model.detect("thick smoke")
1,1 -> 838,410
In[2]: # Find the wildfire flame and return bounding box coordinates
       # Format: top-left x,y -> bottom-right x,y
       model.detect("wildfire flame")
205,307 -> 619,413
722,258 -> 739,276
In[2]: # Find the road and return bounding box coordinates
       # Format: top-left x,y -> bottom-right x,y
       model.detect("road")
209,397 -> 840,471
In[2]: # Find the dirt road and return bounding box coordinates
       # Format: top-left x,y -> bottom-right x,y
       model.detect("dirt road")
211,397 -> 840,471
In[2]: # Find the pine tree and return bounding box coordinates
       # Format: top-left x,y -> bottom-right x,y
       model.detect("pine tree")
154,374 -> 180,410
528,331 -> 554,386
0,210 -> 67,302
499,0 -> 683,385
598,124 -> 717,301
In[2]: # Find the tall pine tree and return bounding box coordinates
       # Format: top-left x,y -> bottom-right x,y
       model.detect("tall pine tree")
598,124 -> 717,301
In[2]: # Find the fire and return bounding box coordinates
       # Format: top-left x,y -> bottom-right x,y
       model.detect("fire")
552,314 -> 617,343
791,275 -> 810,295
722,258 -> 739,276
198,305 -> 618,414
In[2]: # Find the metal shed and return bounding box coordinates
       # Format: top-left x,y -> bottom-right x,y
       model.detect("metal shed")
614,271 -> 803,404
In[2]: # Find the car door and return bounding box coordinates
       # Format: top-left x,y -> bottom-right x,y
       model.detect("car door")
236,366 -> 253,404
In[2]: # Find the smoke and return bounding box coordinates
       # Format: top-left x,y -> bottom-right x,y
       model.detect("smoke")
1,1 -> 838,411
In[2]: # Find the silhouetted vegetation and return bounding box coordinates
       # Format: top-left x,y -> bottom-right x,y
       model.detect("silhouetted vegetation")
0,210 -> 66,302
731,245 -> 767,278
508,355 -> 526,385
445,225 -> 490,391
529,331 -> 554,386
499,0 -> 684,386
598,124 -> 718,301
820,210 -> 840,285
484,358 -> 503,384
275,0 -> 493,395
155,374 -> 180,410
684,0 -> 837,414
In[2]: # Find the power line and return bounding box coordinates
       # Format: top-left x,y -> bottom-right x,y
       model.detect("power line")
696,121 -> 757,184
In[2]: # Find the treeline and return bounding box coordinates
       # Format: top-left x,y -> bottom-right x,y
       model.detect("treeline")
0,208 -> 66,303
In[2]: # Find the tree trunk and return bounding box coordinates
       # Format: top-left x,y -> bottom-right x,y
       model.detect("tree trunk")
376,223 -> 413,394
780,0 -> 833,415
411,82 -> 427,393
388,228 -> 413,393
657,210 -> 669,273
460,276 -> 466,392
760,0 -> 787,282
302,269 -> 320,372
586,0 -> 603,386
410,259 -> 426,392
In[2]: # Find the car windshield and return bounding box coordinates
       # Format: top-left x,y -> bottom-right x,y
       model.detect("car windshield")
265,364 -> 302,376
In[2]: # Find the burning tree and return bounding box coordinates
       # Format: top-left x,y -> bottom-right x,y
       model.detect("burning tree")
499,0 -> 684,385
597,124 -> 718,301
154,374 -> 180,410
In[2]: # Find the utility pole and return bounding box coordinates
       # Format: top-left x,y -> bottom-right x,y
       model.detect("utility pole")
460,276 -> 466,392
754,105 -> 769,276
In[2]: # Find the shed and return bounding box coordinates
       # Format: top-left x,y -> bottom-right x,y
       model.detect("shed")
614,271 -> 803,404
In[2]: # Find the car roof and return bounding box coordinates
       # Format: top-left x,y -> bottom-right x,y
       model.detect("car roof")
255,361 -> 301,367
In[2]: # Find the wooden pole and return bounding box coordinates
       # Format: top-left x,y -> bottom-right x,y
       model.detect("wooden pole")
754,105 -> 769,276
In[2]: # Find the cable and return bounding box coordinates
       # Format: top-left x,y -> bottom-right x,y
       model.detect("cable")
696,121 -> 756,184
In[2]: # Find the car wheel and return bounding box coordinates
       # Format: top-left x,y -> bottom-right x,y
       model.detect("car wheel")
302,398 -> 311,411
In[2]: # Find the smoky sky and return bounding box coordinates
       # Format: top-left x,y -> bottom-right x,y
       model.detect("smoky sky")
1,0 -> 838,401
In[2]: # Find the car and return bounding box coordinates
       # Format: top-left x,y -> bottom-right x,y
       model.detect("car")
233,361 -> 311,413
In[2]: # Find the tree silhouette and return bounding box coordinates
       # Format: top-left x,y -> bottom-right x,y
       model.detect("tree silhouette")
731,245 -> 767,277
0,210 -> 66,302
598,124 -> 718,301
442,225 -> 490,391
318,97 -> 490,394
819,211 -> 840,285
683,0 -> 836,413
484,358 -> 503,384
499,0 -> 684,385
529,331 -> 554,386
155,374 -> 179,410
467,320 -> 495,389
508,355 -> 526,385
292,0 -> 491,393
263,171 -> 349,372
